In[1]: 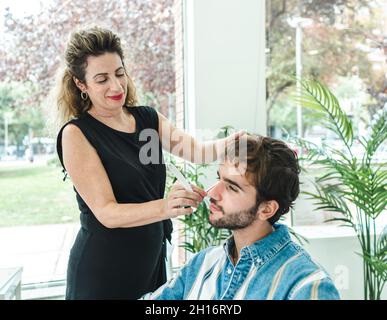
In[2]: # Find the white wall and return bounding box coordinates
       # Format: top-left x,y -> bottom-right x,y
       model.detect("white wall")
293,226 -> 387,300
184,0 -> 266,139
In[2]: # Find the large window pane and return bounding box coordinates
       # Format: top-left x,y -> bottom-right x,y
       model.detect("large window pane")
266,0 -> 386,226
0,0 -> 177,297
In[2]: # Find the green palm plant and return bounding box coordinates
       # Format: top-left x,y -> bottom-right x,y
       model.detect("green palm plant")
291,79 -> 387,299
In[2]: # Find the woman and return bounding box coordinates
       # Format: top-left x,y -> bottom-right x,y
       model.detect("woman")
55,26 -> 242,299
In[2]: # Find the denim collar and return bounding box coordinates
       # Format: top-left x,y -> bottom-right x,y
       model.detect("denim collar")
223,223 -> 292,267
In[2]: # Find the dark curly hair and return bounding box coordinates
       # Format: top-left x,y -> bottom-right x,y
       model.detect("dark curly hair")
224,134 -> 300,225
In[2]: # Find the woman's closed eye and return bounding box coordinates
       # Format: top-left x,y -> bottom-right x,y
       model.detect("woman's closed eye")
96,74 -> 124,84
96,78 -> 107,84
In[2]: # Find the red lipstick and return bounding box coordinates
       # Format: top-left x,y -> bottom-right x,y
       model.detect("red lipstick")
108,93 -> 124,101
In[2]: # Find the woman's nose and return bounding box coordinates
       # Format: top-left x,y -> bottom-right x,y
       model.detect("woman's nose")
110,77 -> 122,91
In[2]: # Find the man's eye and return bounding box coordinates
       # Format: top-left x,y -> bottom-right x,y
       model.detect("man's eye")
97,79 -> 107,83
227,185 -> 238,192
117,73 -> 125,77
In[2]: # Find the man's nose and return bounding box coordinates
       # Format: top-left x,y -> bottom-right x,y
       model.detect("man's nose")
207,180 -> 223,201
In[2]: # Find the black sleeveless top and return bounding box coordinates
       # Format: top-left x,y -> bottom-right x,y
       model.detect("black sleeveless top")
57,106 -> 172,299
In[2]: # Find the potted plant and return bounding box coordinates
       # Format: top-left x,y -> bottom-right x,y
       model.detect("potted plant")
291,79 -> 386,299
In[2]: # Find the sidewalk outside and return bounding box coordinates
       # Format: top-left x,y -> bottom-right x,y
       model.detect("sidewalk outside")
0,223 -> 79,285
0,154 -> 53,169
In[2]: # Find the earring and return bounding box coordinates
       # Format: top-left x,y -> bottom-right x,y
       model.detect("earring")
81,92 -> 88,100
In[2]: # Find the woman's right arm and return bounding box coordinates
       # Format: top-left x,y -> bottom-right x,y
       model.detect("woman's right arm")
62,124 -> 204,229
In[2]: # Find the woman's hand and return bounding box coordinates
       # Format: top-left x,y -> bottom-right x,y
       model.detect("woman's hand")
214,129 -> 247,160
161,182 -> 206,219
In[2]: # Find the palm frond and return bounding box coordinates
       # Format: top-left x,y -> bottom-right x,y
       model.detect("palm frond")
362,253 -> 387,282
321,142 -> 353,166
289,136 -> 326,162
315,170 -> 341,184
290,79 -> 387,299
324,218 -> 356,230
364,107 -> 387,166
293,79 -> 354,150
288,226 -> 309,245
303,182 -> 352,219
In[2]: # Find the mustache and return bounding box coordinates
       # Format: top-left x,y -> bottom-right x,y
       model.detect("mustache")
210,198 -> 224,212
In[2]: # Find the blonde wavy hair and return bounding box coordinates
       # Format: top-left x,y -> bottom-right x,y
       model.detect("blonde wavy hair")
55,26 -> 137,127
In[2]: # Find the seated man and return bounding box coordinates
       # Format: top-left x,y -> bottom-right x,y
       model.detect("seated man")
142,134 -> 340,300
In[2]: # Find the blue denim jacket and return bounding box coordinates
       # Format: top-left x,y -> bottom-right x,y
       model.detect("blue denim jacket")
142,223 -> 340,300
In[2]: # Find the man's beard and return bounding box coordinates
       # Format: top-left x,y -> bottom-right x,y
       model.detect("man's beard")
209,200 -> 260,230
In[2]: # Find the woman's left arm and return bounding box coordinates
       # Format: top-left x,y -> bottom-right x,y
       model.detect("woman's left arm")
157,111 -> 244,164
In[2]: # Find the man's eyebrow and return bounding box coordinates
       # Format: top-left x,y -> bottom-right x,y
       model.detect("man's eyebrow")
217,170 -> 244,191
93,67 -> 124,78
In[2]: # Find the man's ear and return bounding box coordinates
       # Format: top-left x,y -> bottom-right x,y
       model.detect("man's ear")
73,77 -> 86,92
257,200 -> 279,221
